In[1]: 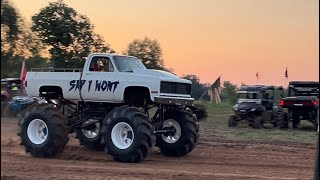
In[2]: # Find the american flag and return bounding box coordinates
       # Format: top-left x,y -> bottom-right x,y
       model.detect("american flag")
285,68 -> 288,78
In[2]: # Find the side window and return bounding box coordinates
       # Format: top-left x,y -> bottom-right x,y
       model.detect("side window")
89,57 -> 114,72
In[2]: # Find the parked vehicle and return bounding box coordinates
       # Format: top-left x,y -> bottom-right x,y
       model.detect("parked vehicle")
1,78 -> 23,113
228,85 -> 286,129
279,81 -> 319,130
1,96 -> 44,118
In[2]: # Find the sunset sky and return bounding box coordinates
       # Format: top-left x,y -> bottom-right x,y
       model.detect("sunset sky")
11,0 -> 319,86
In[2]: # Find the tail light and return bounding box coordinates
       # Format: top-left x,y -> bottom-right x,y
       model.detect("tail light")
313,100 -> 319,106
280,100 -> 285,107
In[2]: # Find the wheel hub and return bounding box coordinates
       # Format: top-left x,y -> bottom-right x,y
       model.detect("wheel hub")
27,119 -> 48,145
81,119 -> 100,139
111,122 -> 134,149
162,126 -> 176,137
161,119 -> 181,144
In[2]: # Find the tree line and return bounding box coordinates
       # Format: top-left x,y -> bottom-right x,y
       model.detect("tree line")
1,0 -> 238,104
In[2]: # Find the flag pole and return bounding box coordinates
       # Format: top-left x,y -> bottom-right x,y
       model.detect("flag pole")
20,60 -> 27,95
199,89 -> 208,101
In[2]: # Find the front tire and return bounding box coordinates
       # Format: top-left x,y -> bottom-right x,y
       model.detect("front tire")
228,115 -> 238,127
252,116 -> 264,129
101,105 -> 153,163
17,104 -> 69,157
156,109 -> 199,157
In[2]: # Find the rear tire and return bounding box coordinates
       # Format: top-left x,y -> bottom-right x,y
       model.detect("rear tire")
17,104 -> 69,157
2,105 -> 14,118
101,105 -> 153,163
252,116 -> 264,129
75,120 -> 104,151
292,114 -> 300,129
1,102 -> 7,115
228,115 -> 238,127
156,109 -> 199,157
279,113 -> 289,129
273,111 -> 285,128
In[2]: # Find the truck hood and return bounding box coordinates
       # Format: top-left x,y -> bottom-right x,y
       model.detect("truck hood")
132,69 -> 191,84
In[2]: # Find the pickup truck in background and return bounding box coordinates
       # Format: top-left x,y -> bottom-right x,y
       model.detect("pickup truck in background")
279,81 -> 319,130
18,53 -> 200,163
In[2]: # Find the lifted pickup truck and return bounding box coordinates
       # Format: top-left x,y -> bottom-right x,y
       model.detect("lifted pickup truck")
279,81 -> 319,130
18,53 -> 199,163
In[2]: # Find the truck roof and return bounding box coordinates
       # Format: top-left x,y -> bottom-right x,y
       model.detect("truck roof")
238,85 -> 283,92
1,78 -> 21,83
87,53 -> 138,60
289,81 -> 319,86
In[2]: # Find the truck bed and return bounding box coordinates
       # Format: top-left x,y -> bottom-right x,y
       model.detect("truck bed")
31,68 -> 83,72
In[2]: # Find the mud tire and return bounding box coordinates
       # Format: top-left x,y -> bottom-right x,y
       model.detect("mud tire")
156,109 -> 199,157
17,104 -> 69,157
101,105 -> 153,163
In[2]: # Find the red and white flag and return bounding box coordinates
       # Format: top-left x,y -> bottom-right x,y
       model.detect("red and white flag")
20,60 -> 27,95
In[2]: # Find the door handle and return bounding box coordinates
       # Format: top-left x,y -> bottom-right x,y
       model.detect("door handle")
86,73 -> 92,75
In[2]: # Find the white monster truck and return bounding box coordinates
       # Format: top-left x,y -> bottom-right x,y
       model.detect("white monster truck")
18,53 -> 199,162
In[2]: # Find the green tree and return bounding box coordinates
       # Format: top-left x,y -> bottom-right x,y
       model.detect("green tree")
32,1 -> 114,68
1,0 -> 46,78
221,81 -> 238,104
1,0 -> 20,53
181,74 -> 210,100
1,0 -> 21,77
125,37 -> 165,70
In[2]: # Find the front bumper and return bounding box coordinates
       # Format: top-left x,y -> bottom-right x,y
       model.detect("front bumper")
154,96 -> 194,106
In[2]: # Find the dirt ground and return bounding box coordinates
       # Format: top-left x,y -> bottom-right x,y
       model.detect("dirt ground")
1,118 -> 317,180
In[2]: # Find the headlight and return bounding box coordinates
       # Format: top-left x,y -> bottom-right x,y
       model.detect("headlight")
233,105 -> 238,111
250,108 -> 256,111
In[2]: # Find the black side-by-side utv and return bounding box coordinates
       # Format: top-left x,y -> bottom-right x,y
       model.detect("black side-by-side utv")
228,85 -> 287,129
279,81 -> 319,130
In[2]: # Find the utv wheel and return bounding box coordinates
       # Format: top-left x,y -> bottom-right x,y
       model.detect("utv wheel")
2,105 -> 14,118
17,104 -> 69,157
1,102 -> 7,115
252,116 -> 264,129
101,105 -> 152,163
228,115 -> 238,127
273,111 -> 285,128
156,109 -> 199,157
75,119 -> 104,150
279,113 -> 289,129
292,116 -> 300,129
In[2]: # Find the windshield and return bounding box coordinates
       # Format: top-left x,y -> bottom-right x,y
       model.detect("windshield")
289,85 -> 319,97
237,92 -> 262,99
113,56 -> 146,72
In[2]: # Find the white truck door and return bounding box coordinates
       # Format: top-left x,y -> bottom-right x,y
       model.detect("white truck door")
79,56 -> 118,102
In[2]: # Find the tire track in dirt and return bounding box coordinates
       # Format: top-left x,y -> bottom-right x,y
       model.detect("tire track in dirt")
1,118 -> 316,180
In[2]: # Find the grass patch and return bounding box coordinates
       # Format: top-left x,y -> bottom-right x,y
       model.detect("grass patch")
200,102 -> 318,144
